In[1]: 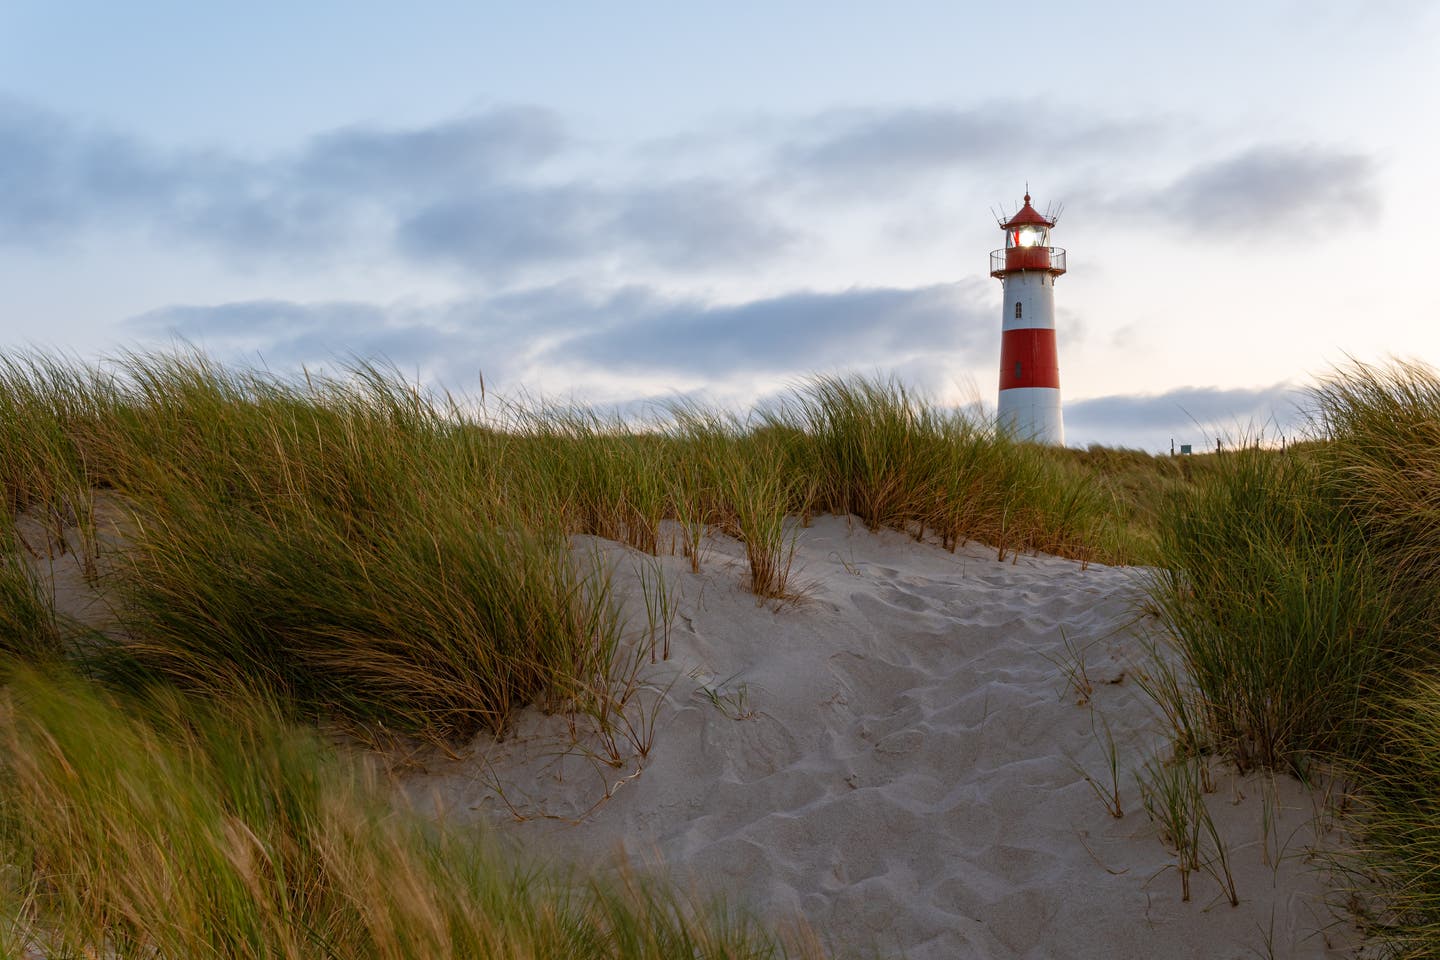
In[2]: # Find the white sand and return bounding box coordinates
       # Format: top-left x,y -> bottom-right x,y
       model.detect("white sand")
406,516 -> 1360,959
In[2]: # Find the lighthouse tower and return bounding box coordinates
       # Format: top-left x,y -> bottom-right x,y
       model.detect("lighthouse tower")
990,192 -> 1067,444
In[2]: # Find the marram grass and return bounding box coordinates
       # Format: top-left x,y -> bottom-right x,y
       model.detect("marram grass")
0,351 -> 1130,742
0,511 -> 66,663
15,349 -> 1440,954
0,664 -> 812,960
1146,445 -> 1402,771
1140,359 -> 1440,955
0,348 -> 1163,958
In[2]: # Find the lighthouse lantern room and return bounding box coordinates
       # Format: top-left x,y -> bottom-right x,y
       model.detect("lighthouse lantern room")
990,192 -> 1066,445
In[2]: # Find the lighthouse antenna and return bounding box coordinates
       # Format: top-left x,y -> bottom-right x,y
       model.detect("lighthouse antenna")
990,204 -> 1008,228
1048,201 -> 1065,226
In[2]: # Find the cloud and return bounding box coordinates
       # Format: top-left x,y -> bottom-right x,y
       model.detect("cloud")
396,186 -> 603,270
781,105 -> 1160,187
295,108 -> 566,196
128,280 -> 997,398
5,92 -> 1377,303
548,282 -> 990,377
785,107 -> 1023,180
397,178 -> 793,273
1064,382 -> 1304,447
610,179 -> 796,269
0,99 -> 791,275
1139,146 -> 1376,233
129,299 -> 389,341
0,99 -> 176,244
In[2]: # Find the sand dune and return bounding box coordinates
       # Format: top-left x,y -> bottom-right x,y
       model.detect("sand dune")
18,502 -> 1360,957
410,516 -> 1359,959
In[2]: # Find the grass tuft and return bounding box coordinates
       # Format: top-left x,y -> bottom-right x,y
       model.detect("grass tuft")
0,664 -> 810,959
1140,359 -> 1440,951
0,512 -> 71,664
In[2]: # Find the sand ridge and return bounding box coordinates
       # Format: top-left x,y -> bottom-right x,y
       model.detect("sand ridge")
410,515 -> 1359,959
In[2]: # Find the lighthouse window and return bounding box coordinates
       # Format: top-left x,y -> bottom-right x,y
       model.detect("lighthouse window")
1014,302 -> 1022,320
1014,361 -> 1023,379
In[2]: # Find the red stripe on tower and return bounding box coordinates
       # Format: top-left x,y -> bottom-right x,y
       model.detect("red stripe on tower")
998,328 -> 1060,390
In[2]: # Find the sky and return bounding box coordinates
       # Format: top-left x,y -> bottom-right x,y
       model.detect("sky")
1,1 -> 1437,449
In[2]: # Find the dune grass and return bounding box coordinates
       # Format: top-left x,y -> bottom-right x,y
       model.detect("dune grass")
0,512 -> 68,664
1143,362 -> 1440,772
0,663 -> 809,960
0,347 -> 1163,957
0,352 -> 1129,741
766,375 -> 1116,562
1145,445 -> 1404,772
1138,359 -> 1440,954
1347,673 -> 1440,956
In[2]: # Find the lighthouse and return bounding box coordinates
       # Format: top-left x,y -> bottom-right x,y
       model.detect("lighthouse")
990,192 -> 1067,445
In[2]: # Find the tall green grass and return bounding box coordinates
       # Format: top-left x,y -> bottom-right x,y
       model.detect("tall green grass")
1147,364 -> 1440,770
1347,674 -> 1440,957
0,354 -> 112,511
0,511 -> 66,663
1146,446 -> 1403,771
112,494 -> 620,738
1311,361 -> 1440,589
0,353 -> 1130,742
0,348 -> 1182,959
0,664 -> 809,960
767,375 -> 1116,562
76,357 -> 627,739
1142,360 -> 1440,954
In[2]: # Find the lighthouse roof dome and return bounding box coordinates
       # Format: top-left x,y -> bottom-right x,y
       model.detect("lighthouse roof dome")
1001,194 -> 1055,229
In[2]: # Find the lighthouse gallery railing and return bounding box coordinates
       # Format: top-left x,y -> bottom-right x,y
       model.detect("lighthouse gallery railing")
990,247 -> 1066,277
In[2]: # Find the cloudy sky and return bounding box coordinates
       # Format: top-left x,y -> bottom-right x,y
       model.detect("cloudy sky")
1,1 -> 1436,449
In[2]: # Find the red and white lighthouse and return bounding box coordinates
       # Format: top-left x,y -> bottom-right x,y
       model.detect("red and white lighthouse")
990,192 -> 1067,445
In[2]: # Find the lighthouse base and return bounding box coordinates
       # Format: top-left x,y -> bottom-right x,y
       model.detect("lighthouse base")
998,387 -> 1064,445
